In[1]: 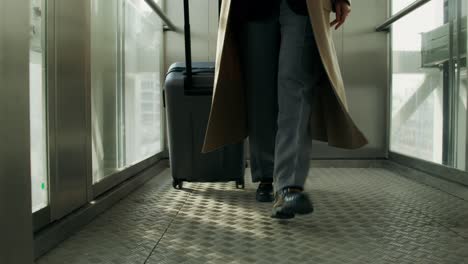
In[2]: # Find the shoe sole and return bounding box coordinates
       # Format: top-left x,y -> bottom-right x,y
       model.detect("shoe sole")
271,210 -> 295,219
256,196 -> 274,203
294,197 -> 314,215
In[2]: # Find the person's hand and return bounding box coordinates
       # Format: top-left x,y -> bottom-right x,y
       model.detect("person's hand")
330,0 -> 351,30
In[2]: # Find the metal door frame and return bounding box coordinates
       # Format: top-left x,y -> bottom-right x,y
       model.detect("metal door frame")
33,0 -> 169,232
0,0 -> 34,262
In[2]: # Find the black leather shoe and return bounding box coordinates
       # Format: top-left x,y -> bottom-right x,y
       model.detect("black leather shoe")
271,187 -> 314,219
256,183 -> 274,203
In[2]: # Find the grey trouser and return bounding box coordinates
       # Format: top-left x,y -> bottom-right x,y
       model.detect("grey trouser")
238,0 -> 323,192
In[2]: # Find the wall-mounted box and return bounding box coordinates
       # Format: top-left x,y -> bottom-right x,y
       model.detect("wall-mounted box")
421,16 -> 466,68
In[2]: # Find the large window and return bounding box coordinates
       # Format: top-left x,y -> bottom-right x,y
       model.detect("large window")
124,0 -> 163,165
390,0 -> 445,163
30,0 -> 48,212
91,0 -> 163,183
390,0 -> 468,171
91,0 -> 123,182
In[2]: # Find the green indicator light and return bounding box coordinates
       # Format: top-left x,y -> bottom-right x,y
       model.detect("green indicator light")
41,183 -> 45,190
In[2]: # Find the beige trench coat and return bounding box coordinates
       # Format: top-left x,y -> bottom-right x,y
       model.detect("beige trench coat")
202,0 -> 368,153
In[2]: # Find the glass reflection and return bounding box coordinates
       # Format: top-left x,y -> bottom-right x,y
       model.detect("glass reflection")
91,0 -> 123,182
30,0 -> 48,212
391,0 -> 445,163
91,0 -> 163,183
124,0 -> 163,165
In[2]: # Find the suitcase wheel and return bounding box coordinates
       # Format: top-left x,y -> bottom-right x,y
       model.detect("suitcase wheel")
172,179 -> 183,190
236,180 -> 245,189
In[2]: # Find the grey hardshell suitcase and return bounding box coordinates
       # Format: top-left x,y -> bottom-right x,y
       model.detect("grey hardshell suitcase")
163,0 -> 245,190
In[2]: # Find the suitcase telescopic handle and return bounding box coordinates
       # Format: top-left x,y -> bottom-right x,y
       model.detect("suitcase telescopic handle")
183,0 -> 193,90
183,0 -> 222,91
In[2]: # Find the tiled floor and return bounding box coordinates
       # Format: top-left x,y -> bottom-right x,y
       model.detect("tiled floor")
37,167 -> 468,264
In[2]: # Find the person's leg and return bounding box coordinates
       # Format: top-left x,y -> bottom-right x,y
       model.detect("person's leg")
238,18 -> 280,193
272,0 -> 323,217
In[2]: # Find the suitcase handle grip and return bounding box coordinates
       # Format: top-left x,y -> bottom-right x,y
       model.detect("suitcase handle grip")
166,67 -> 215,76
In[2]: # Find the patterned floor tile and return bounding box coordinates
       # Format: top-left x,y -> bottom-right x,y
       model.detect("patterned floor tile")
37,167 -> 468,264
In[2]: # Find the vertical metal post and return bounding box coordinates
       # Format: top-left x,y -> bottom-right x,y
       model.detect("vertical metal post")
0,0 -> 34,263
443,0 -> 454,166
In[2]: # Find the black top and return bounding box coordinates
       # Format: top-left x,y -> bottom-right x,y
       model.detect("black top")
232,0 -> 353,21
286,0 -> 309,16
232,0 -> 309,21
232,0 -> 279,21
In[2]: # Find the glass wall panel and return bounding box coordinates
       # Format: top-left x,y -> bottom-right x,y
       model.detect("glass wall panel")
124,0 -> 163,165
30,0 -> 48,212
391,0 -> 468,173
390,0 -> 445,163
91,0 -> 163,183
91,0 -> 123,183
392,0 -> 420,14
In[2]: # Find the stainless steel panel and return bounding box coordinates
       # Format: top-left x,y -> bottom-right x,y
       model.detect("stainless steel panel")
311,0 -> 389,159
84,0 -> 93,203
47,0 -> 91,220
0,0 -> 34,262
34,206 -> 51,232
